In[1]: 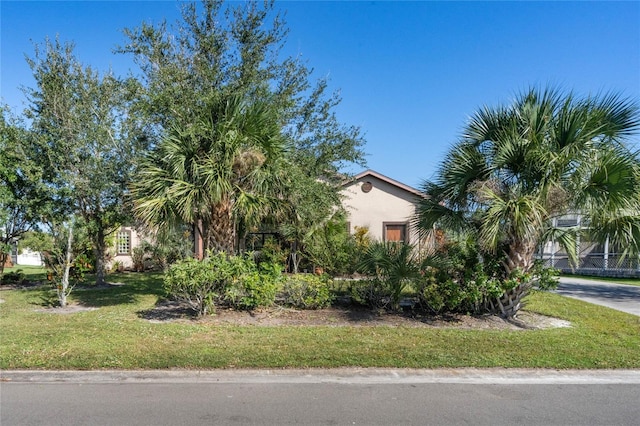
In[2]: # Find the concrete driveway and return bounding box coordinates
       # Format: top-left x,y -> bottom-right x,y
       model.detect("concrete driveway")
555,277 -> 640,316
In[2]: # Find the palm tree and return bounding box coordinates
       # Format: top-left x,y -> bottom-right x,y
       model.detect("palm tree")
131,95 -> 287,256
414,87 -> 640,317
358,241 -> 419,310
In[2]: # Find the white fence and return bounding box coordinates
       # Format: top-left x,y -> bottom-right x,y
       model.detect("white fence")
539,252 -> 640,278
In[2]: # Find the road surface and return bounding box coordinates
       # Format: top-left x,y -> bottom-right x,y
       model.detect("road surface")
2,369 -> 640,425
556,276 -> 640,316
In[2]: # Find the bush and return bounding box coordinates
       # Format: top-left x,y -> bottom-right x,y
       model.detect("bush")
223,257 -> 281,310
414,273 -> 502,314
164,253 -> 283,315
532,260 -> 559,291
164,256 -> 230,316
348,278 -> 392,310
280,274 -> 333,309
2,269 -> 25,285
131,246 -> 147,272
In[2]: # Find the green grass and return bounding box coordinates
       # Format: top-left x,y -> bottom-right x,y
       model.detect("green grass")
1,272 -> 639,370
561,273 -> 640,287
2,265 -> 48,282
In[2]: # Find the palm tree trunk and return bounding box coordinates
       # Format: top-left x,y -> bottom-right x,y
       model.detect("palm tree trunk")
495,239 -> 537,318
494,281 -> 528,318
209,199 -> 235,254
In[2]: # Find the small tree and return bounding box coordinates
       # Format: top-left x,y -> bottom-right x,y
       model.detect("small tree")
0,109 -> 44,280
357,242 -> 419,310
24,37 -> 146,285
41,218 -> 85,307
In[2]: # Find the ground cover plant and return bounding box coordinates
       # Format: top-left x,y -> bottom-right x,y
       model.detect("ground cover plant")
1,272 -> 639,370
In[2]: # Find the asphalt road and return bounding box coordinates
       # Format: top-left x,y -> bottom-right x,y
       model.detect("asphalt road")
2,370 -> 640,425
556,276 -> 640,316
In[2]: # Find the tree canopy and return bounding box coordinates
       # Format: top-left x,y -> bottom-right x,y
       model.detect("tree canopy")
121,0 -> 366,254
22,37 -> 147,284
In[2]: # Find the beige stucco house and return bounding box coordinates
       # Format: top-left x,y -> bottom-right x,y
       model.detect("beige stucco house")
340,169 -> 423,244
110,227 -> 146,270
111,169 -> 424,269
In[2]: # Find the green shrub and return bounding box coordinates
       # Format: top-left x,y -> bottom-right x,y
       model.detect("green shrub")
224,259 -> 281,310
164,253 -> 283,315
414,267 -> 503,314
348,278 -> 392,310
532,260 -> 559,291
131,246 -> 147,272
2,269 -> 25,285
280,274 -> 333,309
163,254 -> 233,316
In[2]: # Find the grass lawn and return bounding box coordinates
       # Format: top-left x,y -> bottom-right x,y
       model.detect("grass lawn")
1,272 -> 639,370
2,265 -> 48,282
561,273 -> 640,287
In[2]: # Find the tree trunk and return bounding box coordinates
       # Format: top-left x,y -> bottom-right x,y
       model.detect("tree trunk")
290,240 -> 299,274
494,238 -> 537,318
193,220 -> 205,260
58,224 -> 74,308
94,226 -> 106,286
209,199 -> 235,255
494,281 -> 530,318
0,251 -> 8,281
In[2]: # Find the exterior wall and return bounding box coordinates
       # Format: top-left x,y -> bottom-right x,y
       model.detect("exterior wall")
340,174 -> 419,243
111,226 -> 145,270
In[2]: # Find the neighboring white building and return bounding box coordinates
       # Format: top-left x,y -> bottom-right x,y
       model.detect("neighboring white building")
16,247 -> 44,266
340,169 -> 423,244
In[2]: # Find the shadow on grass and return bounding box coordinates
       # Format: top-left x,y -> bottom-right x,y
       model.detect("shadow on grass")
67,272 -> 165,308
137,299 -> 197,322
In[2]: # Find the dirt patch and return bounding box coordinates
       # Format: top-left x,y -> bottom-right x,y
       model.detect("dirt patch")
139,300 -> 570,330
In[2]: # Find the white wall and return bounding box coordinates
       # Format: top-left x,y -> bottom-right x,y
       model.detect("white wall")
16,248 -> 44,266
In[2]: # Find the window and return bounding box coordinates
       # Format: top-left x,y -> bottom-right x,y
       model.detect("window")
117,230 -> 131,255
383,222 -> 408,243
557,219 -> 578,227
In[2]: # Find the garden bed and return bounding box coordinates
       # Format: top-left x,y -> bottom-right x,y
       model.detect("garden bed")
137,299 -> 569,329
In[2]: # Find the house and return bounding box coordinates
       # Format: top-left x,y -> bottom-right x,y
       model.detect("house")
110,227 -> 146,270
111,169 -> 426,270
340,169 -> 424,244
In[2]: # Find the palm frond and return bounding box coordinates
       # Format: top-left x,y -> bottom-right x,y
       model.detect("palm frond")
541,225 -> 579,267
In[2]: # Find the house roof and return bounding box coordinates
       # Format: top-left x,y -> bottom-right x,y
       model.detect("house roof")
343,169 -> 424,197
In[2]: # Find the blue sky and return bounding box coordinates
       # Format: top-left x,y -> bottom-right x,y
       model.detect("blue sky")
2,1 -> 639,187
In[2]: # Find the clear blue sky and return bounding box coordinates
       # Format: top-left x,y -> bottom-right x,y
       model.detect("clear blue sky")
2,1 -> 639,187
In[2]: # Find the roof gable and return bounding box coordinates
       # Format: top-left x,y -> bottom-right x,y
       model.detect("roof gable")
343,169 -> 423,197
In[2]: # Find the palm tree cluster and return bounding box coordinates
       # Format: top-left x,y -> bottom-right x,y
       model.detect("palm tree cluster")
414,87 -> 640,317
131,95 -> 287,255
